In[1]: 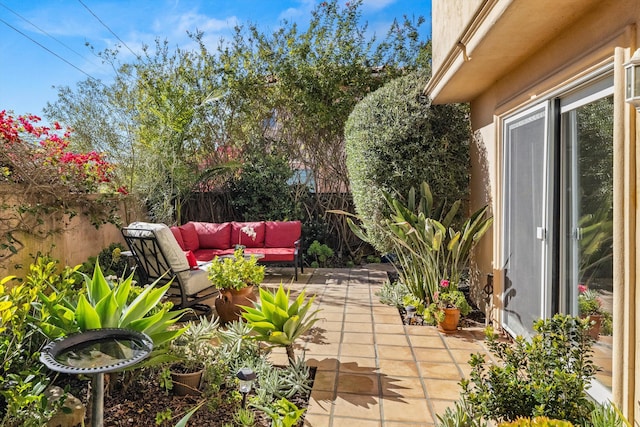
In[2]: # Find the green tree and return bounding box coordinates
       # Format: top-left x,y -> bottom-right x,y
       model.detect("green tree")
46,38 -> 237,225
46,0 -> 427,235
226,151 -> 296,221
209,0 -> 428,255
344,71 -> 471,253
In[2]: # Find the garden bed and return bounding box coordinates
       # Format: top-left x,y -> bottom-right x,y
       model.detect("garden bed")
55,366 -> 315,426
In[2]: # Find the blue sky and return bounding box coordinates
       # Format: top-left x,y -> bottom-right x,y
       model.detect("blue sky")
0,0 -> 431,118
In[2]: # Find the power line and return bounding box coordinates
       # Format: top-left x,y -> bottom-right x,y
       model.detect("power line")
77,0 -> 139,59
0,1 -> 92,64
0,17 -> 98,82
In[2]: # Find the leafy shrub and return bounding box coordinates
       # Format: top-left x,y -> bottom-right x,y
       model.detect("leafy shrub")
226,152 -> 296,221
0,273 -> 54,426
301,215 -> 329,255
0,257 -> 82,426
460,315 -> 596,425
306,240 -> 334,268
345,70 -> 470,253
207,249 -> 265,290
80,242 -> 129,277
366,255 -> 381,263
498,417 -> 573,427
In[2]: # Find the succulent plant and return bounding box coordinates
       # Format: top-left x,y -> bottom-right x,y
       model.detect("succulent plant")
240,284 -> 320,363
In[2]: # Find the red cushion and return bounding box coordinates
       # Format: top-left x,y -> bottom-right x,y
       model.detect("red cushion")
170,226 -> 186,250
231,222 -> 265,248
256,247 -> 296,262
264,221 -> 301,248
184,250 -> 198,268
194,221 -> 232,249
179,222 -> 200,251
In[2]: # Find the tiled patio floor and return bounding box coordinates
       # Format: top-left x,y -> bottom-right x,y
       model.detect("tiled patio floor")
261,266 -> 496,427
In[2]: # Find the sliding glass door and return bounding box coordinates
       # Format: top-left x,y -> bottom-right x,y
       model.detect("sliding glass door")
503,106 -> 550,337
561,86 -> 613,392
502,74 -> 614,395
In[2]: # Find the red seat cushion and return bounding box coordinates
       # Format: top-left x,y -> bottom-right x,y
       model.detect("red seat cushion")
264,221 -> 301,248
170,226 -> 186,250
179,222 -> 200,251
194,221 -> 232,249
231,222 -> 265,248
254,247 -> 296,262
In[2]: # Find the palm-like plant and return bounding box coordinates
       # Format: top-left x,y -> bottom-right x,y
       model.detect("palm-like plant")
342,182 -> 493,306
240,284 -> 320,364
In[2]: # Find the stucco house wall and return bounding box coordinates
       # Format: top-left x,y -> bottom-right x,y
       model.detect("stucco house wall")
431,0 -> 483,70
428,0 -> 639,423
0,189 -> 144,277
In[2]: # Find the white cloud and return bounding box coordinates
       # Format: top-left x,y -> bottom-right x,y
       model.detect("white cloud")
278,0 -> 315,23
362,0 -> 397,12
155,11 -> 239,37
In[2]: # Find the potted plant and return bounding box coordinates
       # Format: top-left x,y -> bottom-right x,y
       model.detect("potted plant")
423,279 -> 471,333
338,182 -> 492,320
167,316 -> 218,395
208,248 -> 265,323
578,284 -> 606,339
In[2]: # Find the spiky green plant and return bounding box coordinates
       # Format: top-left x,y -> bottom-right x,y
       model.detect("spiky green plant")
257,397 -> 306,427
589,402 -> 630,427
240,284 -> 320,364
37,262 -> 187,365
335,181 -> 493,306
435,400 -> 486,427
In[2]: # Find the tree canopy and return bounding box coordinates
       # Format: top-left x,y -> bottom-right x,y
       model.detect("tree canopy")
45,0 -> 428,249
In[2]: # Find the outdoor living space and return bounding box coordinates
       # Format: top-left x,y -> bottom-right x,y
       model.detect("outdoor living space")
260,266 -> 494,427
4,0 -> 632,423
255,264 -> 617,426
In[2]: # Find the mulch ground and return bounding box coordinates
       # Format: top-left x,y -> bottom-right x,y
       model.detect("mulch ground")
55,369 -> 313,427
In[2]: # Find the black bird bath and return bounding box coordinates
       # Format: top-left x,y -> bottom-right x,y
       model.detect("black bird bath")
40,328 -> 153,427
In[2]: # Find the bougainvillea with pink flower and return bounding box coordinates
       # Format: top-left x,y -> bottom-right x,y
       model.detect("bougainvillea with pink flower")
0,110 -> 127,259
0,110 -> 124,193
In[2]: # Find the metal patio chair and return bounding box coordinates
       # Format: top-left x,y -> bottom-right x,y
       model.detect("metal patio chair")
121,222 -> 217,312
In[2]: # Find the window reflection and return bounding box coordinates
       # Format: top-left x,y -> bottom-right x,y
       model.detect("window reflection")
564,95 -> 613,388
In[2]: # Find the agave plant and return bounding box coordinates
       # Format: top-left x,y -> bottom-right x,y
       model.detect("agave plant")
256,397 -> 306,427
37,262 -> 187,354
240,284 -> 320,364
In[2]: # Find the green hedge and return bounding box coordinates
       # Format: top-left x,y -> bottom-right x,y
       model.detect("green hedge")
344,70 -> 471,253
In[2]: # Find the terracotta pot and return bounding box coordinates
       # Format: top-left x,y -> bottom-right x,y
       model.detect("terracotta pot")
170,369 -> 203,396
583,314 -> 604,340
214,285 -> 257,323
437,307 -> 461,334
